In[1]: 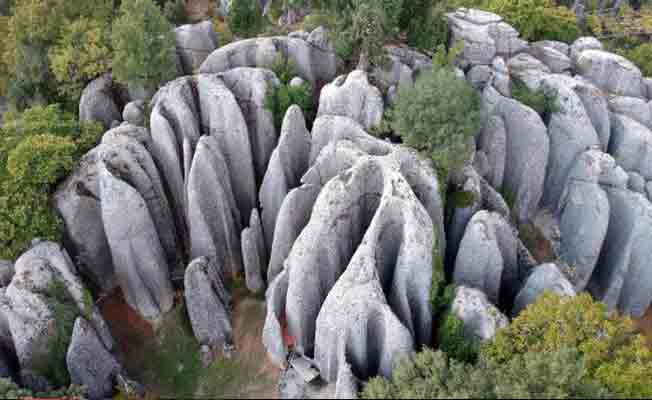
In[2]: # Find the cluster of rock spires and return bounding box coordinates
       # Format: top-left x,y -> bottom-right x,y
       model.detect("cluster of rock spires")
3,7 -> 652,399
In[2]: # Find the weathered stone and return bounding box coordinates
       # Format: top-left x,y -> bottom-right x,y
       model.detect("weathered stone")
187,135 -> 243,275
79,73 -> 126,130
558,150 -> 623,291
221,68 -> 280,182
122,100 -> 146,127
491,57 -> 510,96
609,113 -> 652,180
290,76 -> 307,87
540,74 -> 600,209
446,166 -> 483,270
242,210 -> 267,294
175,21 -> 219,75
479,115 -> 506,189
314,252 -> 414,382
199,29 -> 337,85
507,53 -> 551,90
511,263 -> 576,316
532,40 -> 569,56
609,96 -> 652,130
575,50 -> 645,98
99,166 -> 174,325
454,211 -> 519,306
590,188 -> 652,317
263,268 -> 289,368
317,70 -> 383,131
185,257 -> 232,349
644,77 -> 652,100
570,37 -> 603,64
629,171 -> 646,193
260,105 -> 311,250
467,65 -> 493,90
197,74 -> 257,222
529,42 -> 571,73
0,261 -> 14,288
451,286 -> 508,341
67,317 -> 121,400
334,362 -> 358,400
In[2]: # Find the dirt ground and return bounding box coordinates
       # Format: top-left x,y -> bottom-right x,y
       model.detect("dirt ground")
100,283 -> 279,399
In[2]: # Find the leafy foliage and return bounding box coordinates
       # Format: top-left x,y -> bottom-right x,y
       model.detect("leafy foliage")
48,17 -> 113,102
485,0 -> 581,42
163,0 -> 189,25
264,56 -> 315,130
391,49 -> 480,184
35,277 -> 81,387
362,347 -> 609,399
0,377 -> 86,400
213,17 -> 235,46
616,42 -> 652,76
510,78 -> 559,120
227,0 -> 268,38
437,306 -> 479,363
0,105 -> 103,259
112,0 -> 177,92
483,292 -> 652,398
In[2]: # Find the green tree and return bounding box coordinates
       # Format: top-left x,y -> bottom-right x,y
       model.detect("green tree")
49,17 -> 113,102
362,347 -> 609,399
484,292 -> 652,398
111,0 -> 177,92
390,48 -> 480,185
228,0 -> 268,38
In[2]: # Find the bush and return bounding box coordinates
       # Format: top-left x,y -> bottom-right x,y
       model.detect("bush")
485,0 -> 581,43
48,17 -> 113,103
437,310 -> 479,363
483,292 -> 652,398
227,0 -> 268,38
213,17 -> 235,46
34,277 -> 81,387
264,56 -> 315,130
0,377 -> 86,400
510,78 -> 559,120
163,0 -> 189,26
616,42 -> 652,76
301,12 -> 337,32
0,105 -> 103,260
391,53 -> 480,184
112,0 -> 177,92
362,347 -> 608,399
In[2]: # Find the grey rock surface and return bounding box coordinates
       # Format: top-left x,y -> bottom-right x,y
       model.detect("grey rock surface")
451,286 -> 508,341
184,257 -> 233,349
609,96 -> 652,130
609,113 -> 652,180
512,263 -> 575,317
175,21 -> 220,75
575,50 -> 645,98
79,73 -> 126,130
67,317 -> 121,400
122,100 -> 146,126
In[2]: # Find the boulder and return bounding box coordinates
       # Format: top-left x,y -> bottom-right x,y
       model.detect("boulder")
491,57 -> 510,96
314,253 -> 414,382
451,286 -> 508,341
175,21 -> 220,75
0,261 -> 14,288
454,211 -> 519,306
260,105 -> 311,249
67,317 -> 121,400
334,362 -> 358,400
242,210 -> 266,294
540,74 -> 600,209
528,43 -> 571,73
512,263 -> 575,316
122,100 -> 146,127
197,74 -> 257,223
590,188 -> 652,317
186,135 -> 243,275
220,68 -> 280,182
317,70 -> 384,131
446,166 -> 483,271
532,40 -> 569,56
467,65 -> 493,90
575,50 -> 645,98
628,172 -> 646,193
570,36 -> 603,64
478,115 -> 506,189
609,113 -> 652,180
507,53 -> 551,90
79,73 -> 125,130
483,87 -> 549,222
608,96 -> 652,130
558,150 -> 624,291
644,77 -> 652,100
184,257 -> 232,349
199,29 -> 337,85
99,166 -> 174,325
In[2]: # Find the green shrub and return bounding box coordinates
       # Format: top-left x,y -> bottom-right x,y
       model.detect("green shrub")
227,0 -> 268,38
213,17 -> 235,46
437,310 -> 479,363
264,56 -> 315,130
163,0 -> 189,26
0,377 -> 86,400
34,277 -> 81,388
301,11 -> 337,32
362,347 -> 608,399
483,292 -> 652,398
0,104 -> 103,260
485,0 -> 580,43
111,0 -> 177,92
616,42 -> 652,76
391,56 -> 480,184
511,78 -> 559,119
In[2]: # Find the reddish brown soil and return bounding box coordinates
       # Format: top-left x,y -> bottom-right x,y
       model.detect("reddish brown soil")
635,307 -> 652,346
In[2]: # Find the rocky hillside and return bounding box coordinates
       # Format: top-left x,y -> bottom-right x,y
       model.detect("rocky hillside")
1,3 -> 652,399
